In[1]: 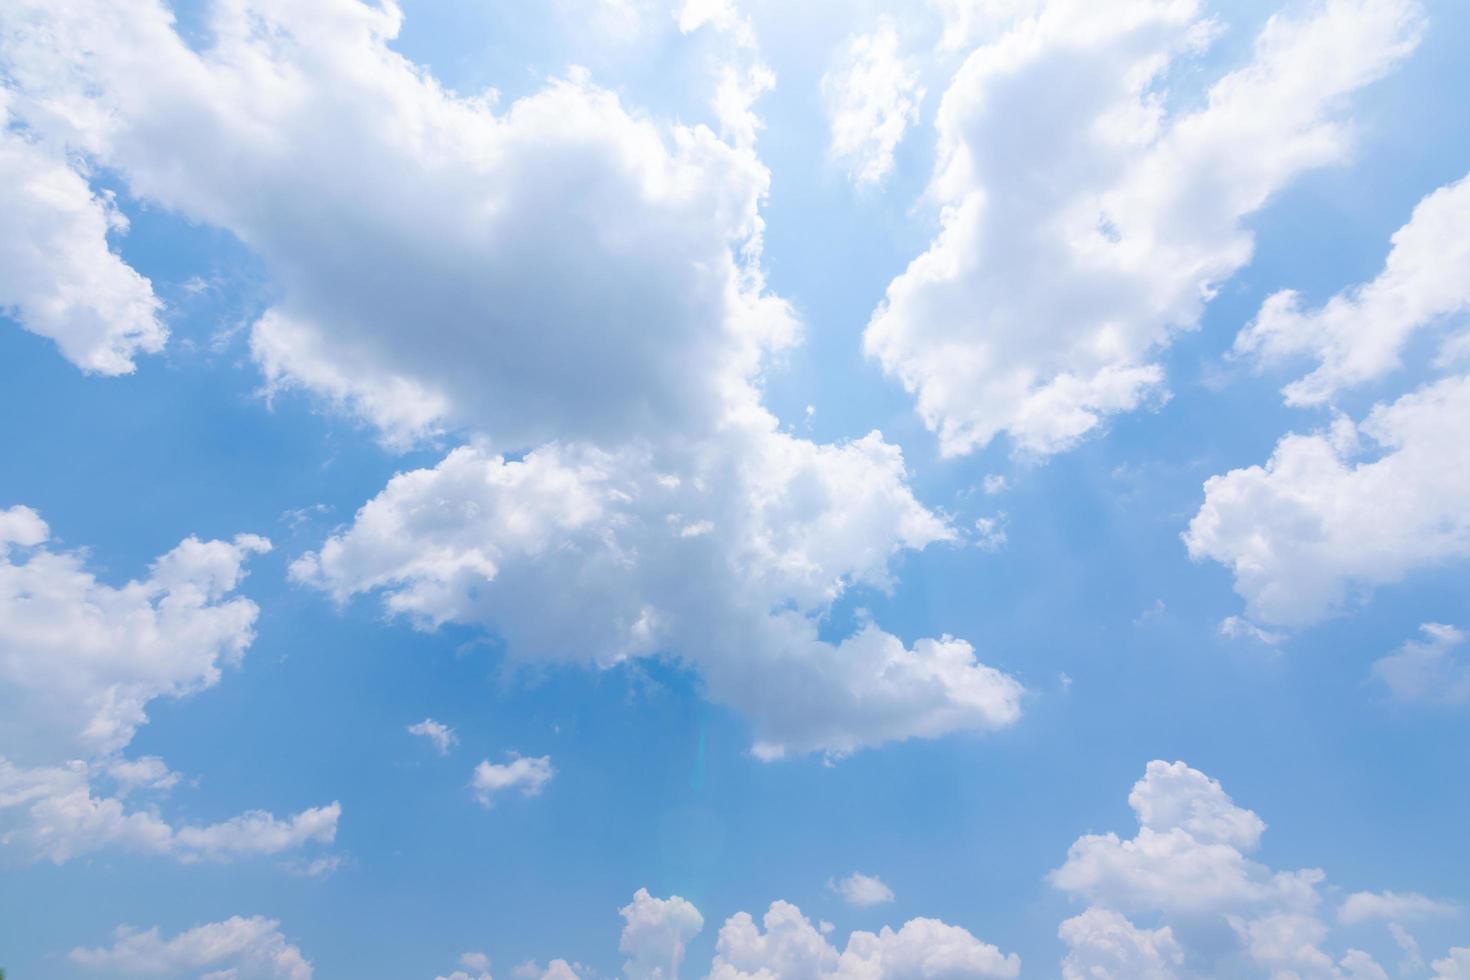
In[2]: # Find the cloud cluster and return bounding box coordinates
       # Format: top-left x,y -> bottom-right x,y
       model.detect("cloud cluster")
1052,760 -> 1463,978
0,0 -> 1024,761
0,505 -> 337,863
864,0 -> 1423,456
1189,166 -> 1470,627
439,886 -> 1018,980
71,915 -> 313,979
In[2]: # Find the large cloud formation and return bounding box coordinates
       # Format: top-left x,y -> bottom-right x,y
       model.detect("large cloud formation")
0,0 -> 1023,759
864,0 -> 1423,456
0,505 -> 338,864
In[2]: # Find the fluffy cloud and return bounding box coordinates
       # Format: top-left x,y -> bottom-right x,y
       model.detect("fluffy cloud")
1236,170 -> 1470,406
291,434 -> 1023,759
1435,949 -> 1470,979
710,899 -> 1020,979
0,505 -> 338,863
829,872 -> 896,908
1370,623 -> 1470,706
822,18 -> 924,185
1185,375 -> 1470,626
1051,760 -> 1422,978
408,718 -> 459,756
1194,169 -> 1470,629
70,915 -> 313,979
620,888 -> 704,980
1057,907 -> 1183,980
864,0 -> 1423,456
0,91 -> 164,373
471,756 -> 555,807
458,889 -> 1015,980
0,0 -> 1022,760
437,951 -> 492,980
0,0 -> 791,452
0,506 -> 270,762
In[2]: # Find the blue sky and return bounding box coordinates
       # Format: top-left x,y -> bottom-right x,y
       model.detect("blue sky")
1,1 -> 1468,978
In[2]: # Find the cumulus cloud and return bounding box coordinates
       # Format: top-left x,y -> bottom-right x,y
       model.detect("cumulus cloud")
462,889 -> 1016,980
1057,907 -> 1183,980
864,0 -> 1423,456
0,91 -> 164,373
1051,760 -> 1421,978
0,0 -> 793,451
1435,949 -> 1470,979
822,19 -> 924,185
288,434 -> 1022,761
408,718 -> 459,755
0,0 -> 1023,761
71,915 -> 313,979
436,950 -> 493,980
1369,623 -> 1470,706
1194,168 -> 1470,629
1185,375 -> 1470,626
0,505 -> 338,864
829,872 -> 896,908
709,899 -> 1020,979
1236,169 -> 1470,405
620,887 -> 704,980
471,756 -> 555,807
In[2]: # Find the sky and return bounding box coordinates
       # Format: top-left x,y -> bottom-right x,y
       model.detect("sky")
0,0 -> 1468,978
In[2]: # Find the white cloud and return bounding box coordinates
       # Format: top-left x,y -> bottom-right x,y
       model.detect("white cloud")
972,515 -> 1007,552
1057,907 -> 1183,980
1219,616 -> 1286,647
408,718 -> 459,756
620,888 -> 704,980
710,899 -> 1020,979
822,19 -> 924,185
1435,948 -> 1470,979
1236,169 -> 1470,405
1052,760 -> 1404,979
290,435 -> 1023,761
864,0 -> 1423,456
70,916 -> 313,979
514,959 -> 584,980
436,949 -> 492,980
0,758 -> 339,864
1195,165 -> 1470,630
829,872 -> 896,908
0,0 -> 1023,761
471,756 -> 555,807
1370,623 -> 1470,706
0,90 -> 164,373
0,0 -> 794,451
1339,889 -> 1459,924
1185,375 -> 1470,626
0,505 -> 337,864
